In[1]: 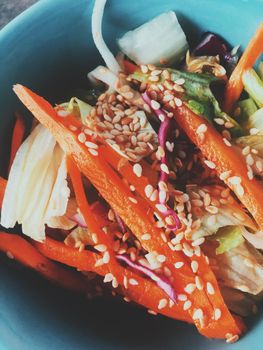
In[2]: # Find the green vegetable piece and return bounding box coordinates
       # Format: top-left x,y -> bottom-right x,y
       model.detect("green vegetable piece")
237,98 -> 258,124
242,69 -> 263,108
213,226 -> 244,255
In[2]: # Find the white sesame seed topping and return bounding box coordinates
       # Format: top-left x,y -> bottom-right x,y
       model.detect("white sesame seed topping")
191,261 -> 199,273
158,298 -> 168,310
85,141 -> 98,149
178,294 -> 187,301
195,276 -> 204,290
183,300 -> 192,310
193,308 -> 204,320
246,154 -> 254,166
141,233 -> 151,241
207,282 -> 215,295
104,273 -> 114,283
196,124 -> 207,134
148,309 -> 158,315
192,237 -> 205,247
174,261 -> 184,269
155,203 -> 167,213
102,251 -> 110,264
175,78 -> 185,85
133,163 -> 142,177
219,170 -> 232,181
145,184 -> 154,198
184,283 -> 196,294
159,190 -> 167,203
236,184 -> 245,196
223,138 -> 232,147
141,65 -> 148,74
214,118 -> 225,125
250,128 -> 260,135
160,163 -> 169,174
94,244 -> 107,252
157,254 -> 166,263
88,148 -> 98,156
69,125 -> 77,131
226,334 -> 239,344
214,308 -> 222,320
6,251 -> 14,259
151,100 -> 161,110
166,141 -> 174,152
175,98 -> 183,107
78,132 -> 86,143
130,185 -> 135,192
129,278 -> 139,286
112,278 -> 119,289
204,160 -> 216,169
128,197 -> 138,204
242,145 -> 250,155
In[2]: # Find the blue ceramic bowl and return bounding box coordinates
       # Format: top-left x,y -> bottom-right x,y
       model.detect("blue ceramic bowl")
0,0 -> 263,349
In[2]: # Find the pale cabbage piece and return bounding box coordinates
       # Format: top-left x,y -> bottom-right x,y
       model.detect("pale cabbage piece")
1,124 -> 71,241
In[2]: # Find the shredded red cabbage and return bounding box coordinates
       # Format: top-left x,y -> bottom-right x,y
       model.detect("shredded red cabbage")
142,91 -> 180,231
116,254 -> 177,302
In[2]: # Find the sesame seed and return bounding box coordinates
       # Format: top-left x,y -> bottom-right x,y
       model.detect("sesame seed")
173,244 -> 183,251
78,132 -> 86,143
123,276 -> 128,289
157,255 -> 166,263
185,283 -> 196,294
223,138 -> 231,147
196,124 -> 207,134
155,203 -> 167,213
174,261 -> 184,269
242,146 -> 250,155
219,170 -> 232,181
236,184 -> 244,196
195,276 -> 204,290
228,176 -> 241,185
226,335 -> 239,344
214,308 -> 221,321
148,309 -> 158,315
112,278 -> 119,289
193,308 -> 204,320
159,190 -> 167,203
214,118 -> 224,125
225,121 -> 234,128
6,251 -> 14,259
129,278 -> 139,286
151,69 -> 162,76
205,205 -> 219,214
175,78 -> 185,85
158,298 -> 168,310
88,148 -> 98,156
145,184 -> 154,198
207,282 -> 215,295
246,154 -> 254,166
165,141 -> 174,152
123,297 -> 131,303
247,166 -> 253,180
169,299 -> 175,308
194,246 -> 201,257
151,100 -> 161,110
175,98 -> 183,107
85,141 -> 98,149
95,258 -> 104,267
191,261 -> 199,273
94,244 -> 107,252
102,251 -> 110,264
204,160 -> 216,169
178,294 -> 187,301
91,233 -> 98,244
149,189 -> 158,202
104,273 -> 114,283
133,163 -> 142,177
128,197 -> 138,204
130,185 -> 135,192
69,125 -> 77,131
256,160 -> 263,172
191,199 -> 203,207
142,233 -> 151,241
183,300 -> 192,310
141,65 -> 148,73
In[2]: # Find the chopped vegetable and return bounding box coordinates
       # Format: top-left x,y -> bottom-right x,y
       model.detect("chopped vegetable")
8,112 -> 26,174
171,103 -> 263,229
118,11 -> 188,66
186,51 -> 226,78
242,69 -> 263,107
0,232 -> 88,293
224,23 -> 263,112
213,226 -> 244,255
244,108 -> 263,133
236,98 -> 258,124
59,97 -> 92,125
241,228 -> 263,250
91,0 -> 120,74
258,61 -> 263,80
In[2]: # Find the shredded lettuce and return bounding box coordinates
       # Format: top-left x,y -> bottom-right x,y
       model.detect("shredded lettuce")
237,98 -> 258,124
118,11 -> 188,66
213,226 -> 244,255
242,69 -> 263,107
1,125 -> 70,241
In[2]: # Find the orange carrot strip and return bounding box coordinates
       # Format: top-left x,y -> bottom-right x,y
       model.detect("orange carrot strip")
8,112 -> 26,173
0,176 -> 6,208
224,23 -> 263,112
0,232 -> 88,293
13,84 -> 244,338
34,236 -> 191,323
173,103 -> 263,230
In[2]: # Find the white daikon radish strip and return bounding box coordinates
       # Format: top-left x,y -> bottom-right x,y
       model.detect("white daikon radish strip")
88,65 -> 118,92
92,0 -> 120,74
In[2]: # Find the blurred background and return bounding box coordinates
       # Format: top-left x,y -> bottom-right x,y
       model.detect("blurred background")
0,0 -> 38,29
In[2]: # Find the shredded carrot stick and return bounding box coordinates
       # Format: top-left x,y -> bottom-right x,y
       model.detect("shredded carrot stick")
224,23 -> 263,112
34,236 -> 191,322
0,176 -> 6,208
8,112 -> 26,173
173,103 -> 263,230
0,232 -> 88,293
13,84 -> 244,339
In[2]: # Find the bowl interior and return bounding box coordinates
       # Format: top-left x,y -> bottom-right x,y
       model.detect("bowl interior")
0,0 -> 263,349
